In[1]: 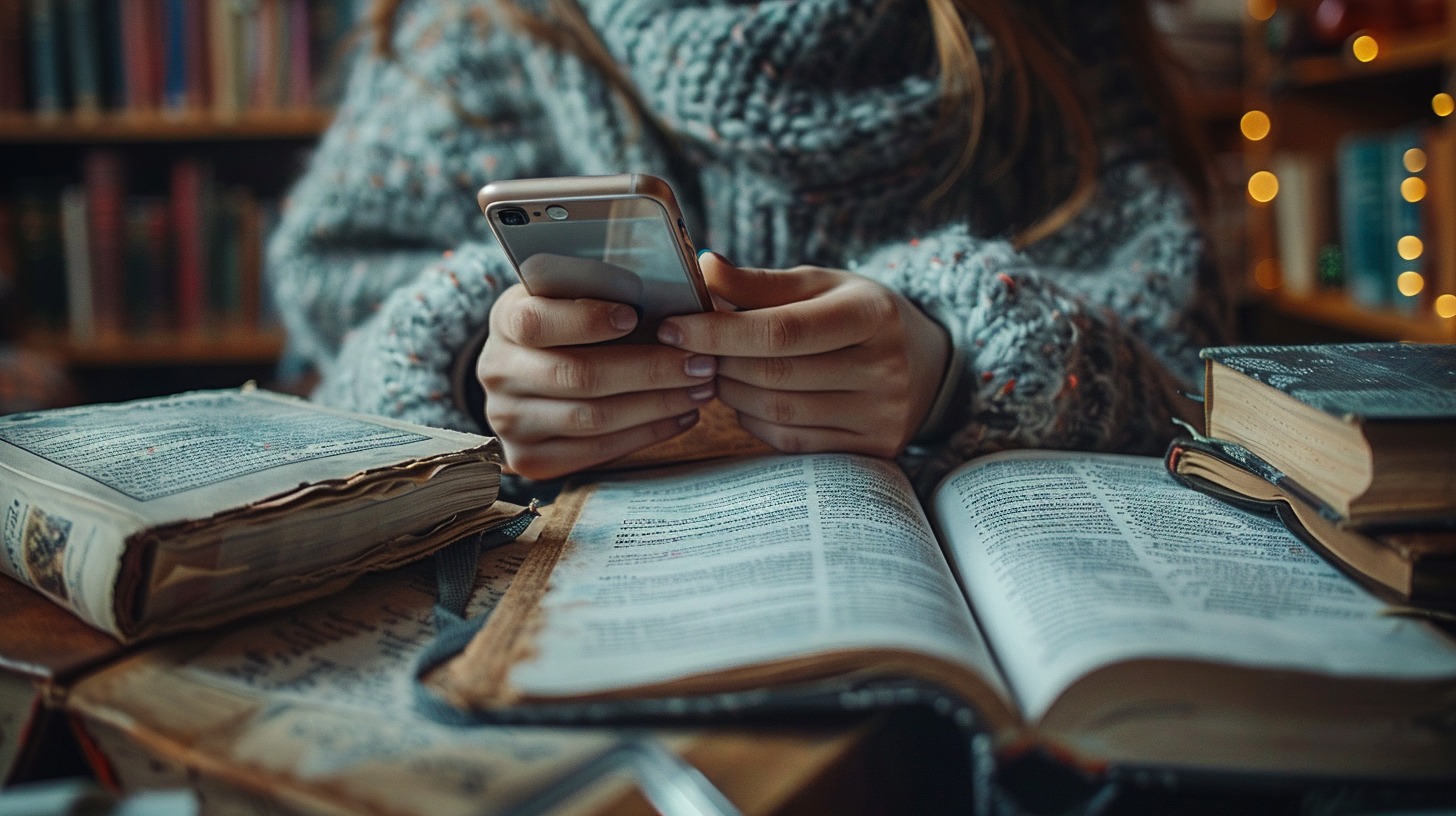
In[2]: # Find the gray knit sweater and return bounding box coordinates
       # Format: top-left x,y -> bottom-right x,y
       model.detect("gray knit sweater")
267,0 -> 1227,493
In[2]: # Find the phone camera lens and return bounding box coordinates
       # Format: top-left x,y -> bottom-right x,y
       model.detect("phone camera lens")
498,208 -> 529,226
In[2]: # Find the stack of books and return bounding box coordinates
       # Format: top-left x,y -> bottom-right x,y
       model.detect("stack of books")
1167,342 -> 1456,609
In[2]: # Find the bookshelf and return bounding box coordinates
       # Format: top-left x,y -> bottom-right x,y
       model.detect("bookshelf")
0,0 -> 359,405
1240,0 -> 1456,343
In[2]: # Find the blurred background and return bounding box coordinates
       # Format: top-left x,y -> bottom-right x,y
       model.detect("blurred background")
0,0 -> 1452,414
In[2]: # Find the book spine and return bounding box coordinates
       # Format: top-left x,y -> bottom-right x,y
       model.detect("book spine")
208,186 -> 242,327
120,196 -> 170,334
170,159 -> 207,334
99,0 -> 125,111
0,470 -> 131,636
161,0 -> 186,112
119,0 -> 150,111
1384,127 -> 1425,313
1270,152 -> 1332,299
183,0 -> 206,110
59,185 -> 93,344
26,0 -> 66,120
83,149 -> 125,338
0,0 -> 23,111
207,0 -> 236,119
1335,133 -> 1389,308
62,0 -> 100,119
237,188 -> 261,328
287,0 -> 310,107
1425,125 -> 1456,314
13,187 -> 68,332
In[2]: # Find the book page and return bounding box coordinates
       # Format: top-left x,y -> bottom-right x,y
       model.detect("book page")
507,454 -> 1005,702
65,541 -> 638,816
933,452 -> 1456,722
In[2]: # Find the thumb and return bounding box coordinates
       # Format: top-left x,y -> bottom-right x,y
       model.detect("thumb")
698,251 -> 832,310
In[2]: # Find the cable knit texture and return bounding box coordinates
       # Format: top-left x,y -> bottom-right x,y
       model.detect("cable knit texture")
268,0 -> 1228,493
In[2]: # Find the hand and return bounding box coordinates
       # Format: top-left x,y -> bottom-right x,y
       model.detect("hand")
658,253 -> 950,458
478,284 -> 719,480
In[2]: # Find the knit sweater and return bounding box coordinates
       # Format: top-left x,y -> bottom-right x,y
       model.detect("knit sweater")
266,0 -> 1228,494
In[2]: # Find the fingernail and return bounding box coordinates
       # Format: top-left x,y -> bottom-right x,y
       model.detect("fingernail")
609,305 -> 638,331
684,355 -> 716,378
677,410 -> 700,429
658,322 -> 683,346
688,382 -> 715,402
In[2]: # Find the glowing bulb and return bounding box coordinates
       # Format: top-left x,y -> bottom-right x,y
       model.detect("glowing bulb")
1404,148 -> 1427,173
1352,35 -> 1379,63
1398,236 -> 1424,261
1247,0 -> 1276,21
1241,110 -> 1271,141
1435,93 -> 1455,118
1397,271 -> 1425,297
1437,294 -> 1456,318
1248,171 -> 1279,203
1402,177 -> 1428,202
1254,258 -> 1280,290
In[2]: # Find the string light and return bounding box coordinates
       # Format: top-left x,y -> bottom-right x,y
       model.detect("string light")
1351,35 -> 1379,63
1397,271 -> 1425,297
1402,177 -> 1428,202
1248,171 -> 1279,203
1437,294 -> 1456,319
1398,236 -> 1424,261
1241,110 -> 1271,141
1434,93 -> 1455,118
1247,0 -> 1276,21
1404,148 -> 1427,173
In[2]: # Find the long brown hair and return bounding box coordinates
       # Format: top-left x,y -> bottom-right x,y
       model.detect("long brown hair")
366,0 -> 1206,248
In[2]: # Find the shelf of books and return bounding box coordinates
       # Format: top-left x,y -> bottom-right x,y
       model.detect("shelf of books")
1,0 -> 360,379
1240,0 -> 1456,343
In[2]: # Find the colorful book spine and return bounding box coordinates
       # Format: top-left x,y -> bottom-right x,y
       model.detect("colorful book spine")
62,0 -> 100,118
162,0 -> 188,111
1385,128 -> 1425,314
1336,133 -> 1389,308
26,0 -> 66,119
122,196 -> 171,334
170,159 -> 210,333
83,149 -> 125,338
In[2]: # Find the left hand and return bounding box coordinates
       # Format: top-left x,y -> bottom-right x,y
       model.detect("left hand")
658,252 -> 951,458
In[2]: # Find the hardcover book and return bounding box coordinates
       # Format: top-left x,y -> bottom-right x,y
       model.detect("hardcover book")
1166,435 -> 1456,608
0,386 -> 509,643
1200,342 -> 1456,524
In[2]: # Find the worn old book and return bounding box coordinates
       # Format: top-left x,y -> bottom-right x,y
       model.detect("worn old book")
1201,342 -> 1456,525
423,451 -> 1456,789
63,533 -> 908,816
1167,436 -> 1456,609
0,386 -> 506,643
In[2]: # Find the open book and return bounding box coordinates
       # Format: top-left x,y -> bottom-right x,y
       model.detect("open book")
425,451 -> 1456,782
0,386 -> 508,643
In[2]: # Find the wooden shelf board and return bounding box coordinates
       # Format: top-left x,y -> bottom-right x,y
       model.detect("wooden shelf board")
23,331 -> 287,366
1283,30 -> 1451,87
1257,292 -> 1456,343
0,111 -> 334,142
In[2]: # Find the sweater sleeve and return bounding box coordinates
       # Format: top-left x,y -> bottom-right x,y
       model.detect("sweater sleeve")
265,3 -> 555,432
854,156 -> 1229,489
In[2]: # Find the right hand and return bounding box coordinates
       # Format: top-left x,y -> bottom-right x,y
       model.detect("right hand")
477,284 -> 719,480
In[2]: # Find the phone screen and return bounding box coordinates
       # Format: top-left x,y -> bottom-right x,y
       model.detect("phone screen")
496,198 -> 705,322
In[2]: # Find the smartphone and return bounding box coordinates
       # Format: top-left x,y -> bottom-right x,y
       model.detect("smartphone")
478,174 -> 712,340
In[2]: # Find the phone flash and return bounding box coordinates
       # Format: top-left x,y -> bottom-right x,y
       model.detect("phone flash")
546,205 -> 569,221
